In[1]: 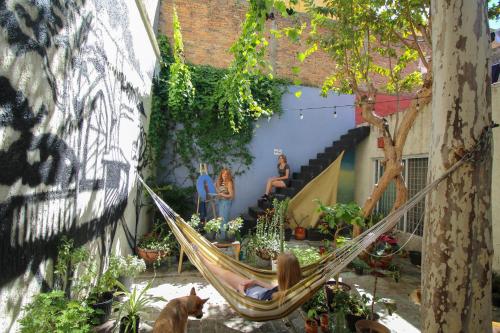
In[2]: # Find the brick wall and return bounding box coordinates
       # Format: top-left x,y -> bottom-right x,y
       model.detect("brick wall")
158,0 -> 336,87
159,0 -> 423,90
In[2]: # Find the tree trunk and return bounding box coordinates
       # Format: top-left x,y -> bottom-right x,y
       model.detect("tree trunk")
422,1 -> 492,332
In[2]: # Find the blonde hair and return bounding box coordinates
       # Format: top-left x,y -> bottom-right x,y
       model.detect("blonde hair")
273,252 -> 302,303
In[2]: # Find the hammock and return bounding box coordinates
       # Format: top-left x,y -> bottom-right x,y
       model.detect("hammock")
139,152 -> 464,323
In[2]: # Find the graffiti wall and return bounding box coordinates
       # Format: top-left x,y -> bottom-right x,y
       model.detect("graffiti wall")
0,0 -> 158,330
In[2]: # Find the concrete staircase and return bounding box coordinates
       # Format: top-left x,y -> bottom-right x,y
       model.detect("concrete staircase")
240,126 -> 370,235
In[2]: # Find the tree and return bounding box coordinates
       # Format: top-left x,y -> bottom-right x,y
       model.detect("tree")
300,0 -> 432,234
421,1 -> 492,331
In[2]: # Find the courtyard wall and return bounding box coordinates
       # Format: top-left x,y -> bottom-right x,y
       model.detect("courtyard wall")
0,0 -> 159,330
354,83 -> 500,268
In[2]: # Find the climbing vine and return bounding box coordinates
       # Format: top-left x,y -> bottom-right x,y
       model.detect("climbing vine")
147,35 -> 286,186
168,7 -> 195,115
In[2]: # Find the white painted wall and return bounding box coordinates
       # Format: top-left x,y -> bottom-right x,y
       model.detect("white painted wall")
0,0 -> 159,330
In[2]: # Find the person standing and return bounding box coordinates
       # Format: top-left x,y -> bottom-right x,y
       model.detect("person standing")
216,168 -> 234,240
262,154 -> 290,200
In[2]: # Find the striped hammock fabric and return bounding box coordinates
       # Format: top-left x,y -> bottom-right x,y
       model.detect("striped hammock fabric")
138,171 -> 450,322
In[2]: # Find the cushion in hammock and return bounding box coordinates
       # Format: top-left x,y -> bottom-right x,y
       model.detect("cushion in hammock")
245,285 -> 278,301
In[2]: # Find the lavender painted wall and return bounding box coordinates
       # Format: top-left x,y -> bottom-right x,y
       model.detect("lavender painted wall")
228,85 -> 355,218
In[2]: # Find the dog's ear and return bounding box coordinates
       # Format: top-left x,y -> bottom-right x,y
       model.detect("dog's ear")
201,298 -> 209,304
190,287 -> 196,296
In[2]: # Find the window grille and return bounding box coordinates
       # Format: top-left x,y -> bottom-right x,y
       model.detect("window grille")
374,157 -> 428,236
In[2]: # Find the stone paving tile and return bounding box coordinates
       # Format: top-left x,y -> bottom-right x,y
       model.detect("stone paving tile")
128,255 -> 429,333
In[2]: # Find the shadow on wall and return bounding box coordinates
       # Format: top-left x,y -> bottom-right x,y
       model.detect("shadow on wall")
0,0 -> 154,329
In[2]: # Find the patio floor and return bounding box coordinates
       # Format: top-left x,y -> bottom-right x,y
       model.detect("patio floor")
97,245 -> 500,333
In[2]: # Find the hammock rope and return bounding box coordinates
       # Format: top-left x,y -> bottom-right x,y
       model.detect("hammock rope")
138,123 -> 494,321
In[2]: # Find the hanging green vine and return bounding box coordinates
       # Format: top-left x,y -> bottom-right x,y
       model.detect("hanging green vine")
148,35 -> 286,186
168,7 -> 195,115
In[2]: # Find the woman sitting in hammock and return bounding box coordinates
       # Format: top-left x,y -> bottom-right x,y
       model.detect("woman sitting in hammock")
196,248 -> 302,301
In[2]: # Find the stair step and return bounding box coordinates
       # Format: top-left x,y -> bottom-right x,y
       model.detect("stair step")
301,165 -> 323,174
348,126 -> 370,138
309,158 -> 330,168
292,172 -> 301,179
271,193 -> 288,201
282,187 -> 298,197
241,213 -> 256,235
248,206 -> 265,219
317,152 -> 338,162
258,198 -> 273,210
290,179 -> 305,190
295,171 -> 315,182
324,146 -> 342,155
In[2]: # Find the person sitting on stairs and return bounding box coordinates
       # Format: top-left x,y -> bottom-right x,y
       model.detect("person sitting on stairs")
262,154 -> 290,200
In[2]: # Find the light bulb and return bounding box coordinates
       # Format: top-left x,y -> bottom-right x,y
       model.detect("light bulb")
299,113 -> 304,120
333,111 -> 337,118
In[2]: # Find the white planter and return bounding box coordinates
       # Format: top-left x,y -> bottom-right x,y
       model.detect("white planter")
271,259 -> 278,271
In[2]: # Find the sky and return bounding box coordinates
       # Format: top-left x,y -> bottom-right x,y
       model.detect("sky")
492,19 -> 500,30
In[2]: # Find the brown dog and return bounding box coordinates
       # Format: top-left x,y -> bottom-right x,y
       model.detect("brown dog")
153,287 -> 208,333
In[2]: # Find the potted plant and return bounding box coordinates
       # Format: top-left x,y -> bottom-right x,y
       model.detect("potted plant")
302,289 -> 330,333
225,217 -> 243,242
187,213 -> 201,230
110,255 -> 146,292
291,215 -> 308,240
204,217 -> 222,241
343,293 -> 371,332
113,280 -> 161,333
409,250 -> 422,266
136,231 -> 177,266
368,233 -> 400,269
355,320 -> 390,333
352,258 -> 370,275
287,245 -> 321,267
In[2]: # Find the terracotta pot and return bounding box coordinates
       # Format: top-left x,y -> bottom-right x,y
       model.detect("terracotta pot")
369,254 -> 393,269
319,246 -> 326,256
319,313 -> 329,333
136,247 -> 169,264
355,319 -> 390,333
295,227 -> 306,240
305,319 -> 318,333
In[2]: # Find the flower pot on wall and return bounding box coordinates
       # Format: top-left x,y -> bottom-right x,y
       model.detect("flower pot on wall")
294,227 -> 306,240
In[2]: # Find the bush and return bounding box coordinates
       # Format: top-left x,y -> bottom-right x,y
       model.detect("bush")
18,290 -> 95,333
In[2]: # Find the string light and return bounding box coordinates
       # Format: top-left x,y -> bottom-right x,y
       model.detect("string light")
267,116 -> 271,122
282,95 -> 425,113
333,106 -> 337,118
299,112 -> 304,120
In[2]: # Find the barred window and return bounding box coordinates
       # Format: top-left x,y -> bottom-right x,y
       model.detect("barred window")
374,157 -> 428,236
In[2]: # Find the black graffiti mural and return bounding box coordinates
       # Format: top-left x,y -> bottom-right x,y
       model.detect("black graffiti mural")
0,0 -> 152,300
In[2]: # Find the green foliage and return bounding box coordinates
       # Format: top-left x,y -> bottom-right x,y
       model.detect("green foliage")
54,236 -> 88,295
204,217 -> 223,233
113,280 -> 163,333
168,7 -> 195,114
489,0 -> 500,20
18,290 -> 95,333
151,183 -> 195,220
286,245 -> 321,267
302,289 -> 328,318
302,0 -> 428,96
150,36 -> 285,185
148,36 -> 174,173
